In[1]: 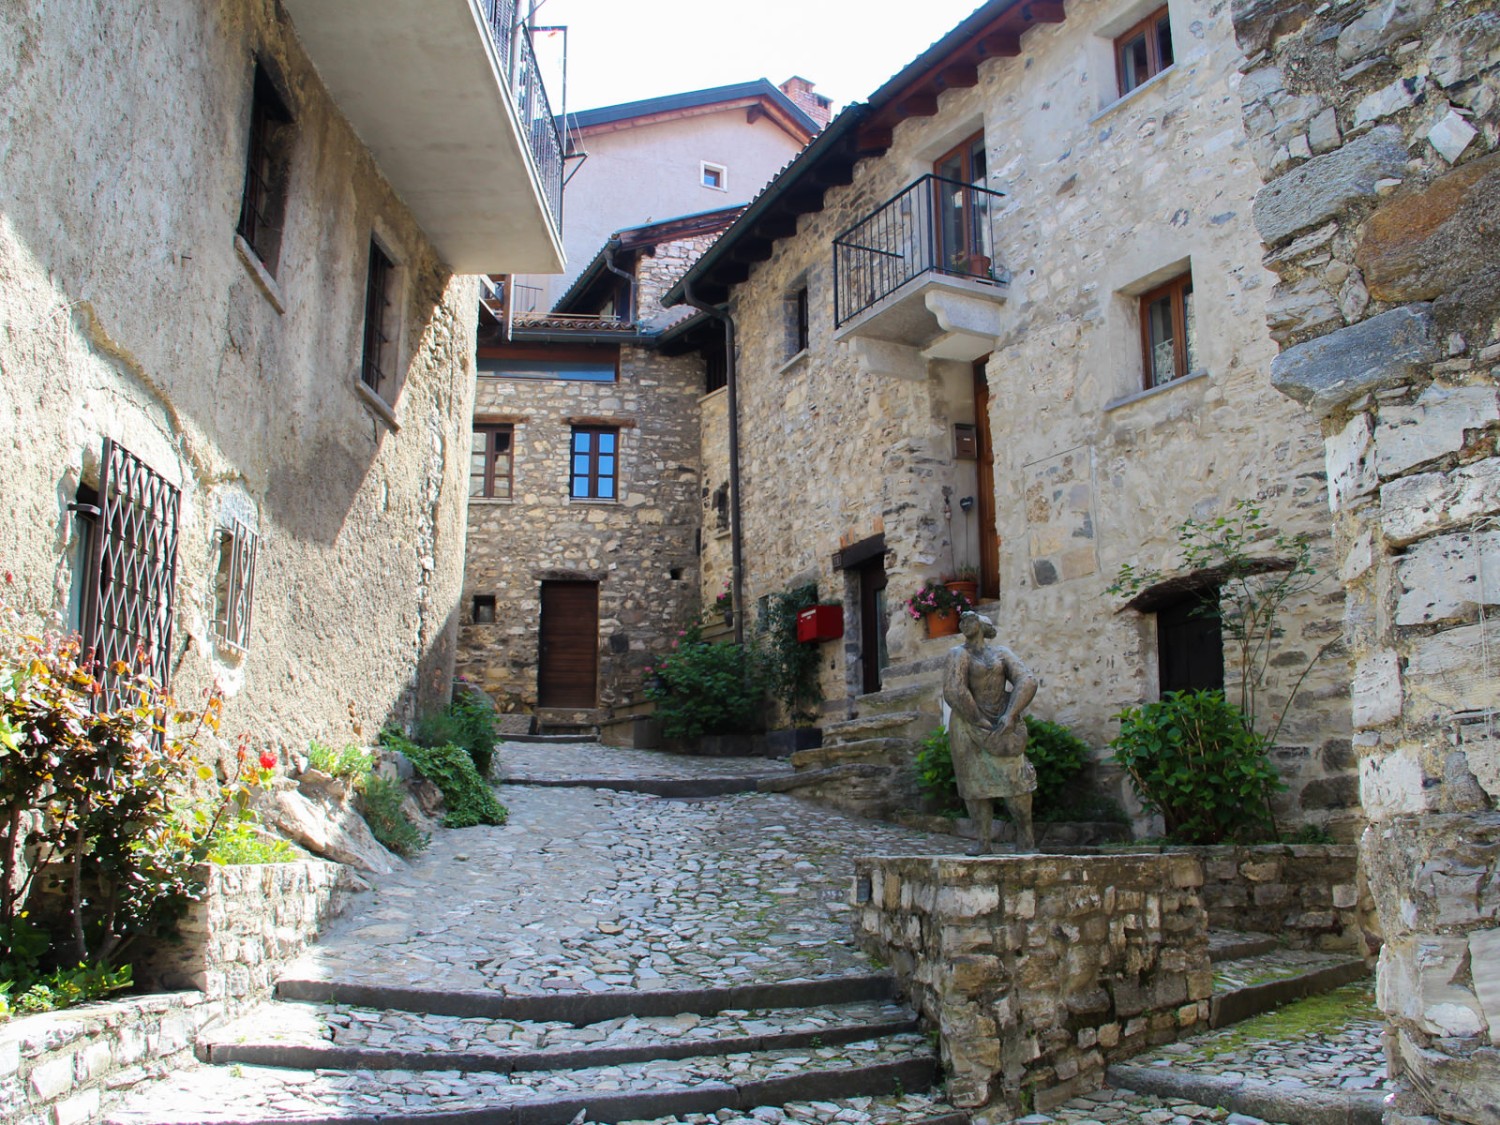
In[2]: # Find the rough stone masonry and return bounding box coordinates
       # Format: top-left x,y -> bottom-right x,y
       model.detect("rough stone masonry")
1228,0 -> 1500,1120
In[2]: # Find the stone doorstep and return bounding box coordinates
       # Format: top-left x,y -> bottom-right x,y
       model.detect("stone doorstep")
855,683 -> 942,717
495,775 -> 774,798
202,1008 -> 921,1074
1106,1064 -> 1386,1125
791,738 -> 914,770
1210,955 -> 1371,1028
273,973 -> 898,1024
105,1054 -> 943,1125
503,732 -> 601,744
1208,930 -> 1281,962
822,711 -> 929,746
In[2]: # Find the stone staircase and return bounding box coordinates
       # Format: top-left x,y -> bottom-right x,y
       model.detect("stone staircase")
105,977 -> 968,1125
532,707 -> 603,741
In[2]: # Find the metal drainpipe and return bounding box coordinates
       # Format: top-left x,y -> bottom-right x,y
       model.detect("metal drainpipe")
683,280 -> 744,646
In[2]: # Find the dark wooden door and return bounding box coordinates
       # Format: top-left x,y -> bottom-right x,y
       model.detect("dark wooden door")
1157,595 -> 1225,696
973,360 -> 1000,601
856,557 -> 889,696
538,581 -> 599,707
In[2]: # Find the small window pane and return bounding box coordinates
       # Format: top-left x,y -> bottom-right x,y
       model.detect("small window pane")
573,479 -> 589,498
1120,33 -> 1149,92
574,432 -> 591,453
469,476 -> 486,497
598,479 -> 615,499
471,431 -> 487,455
598,456 -> 615,477
1183,282 -> 1197,373
598,432 -> 616,454
1156,14 -> 1174,68
1147,294 -> 1176,387
573,454 -> 591,476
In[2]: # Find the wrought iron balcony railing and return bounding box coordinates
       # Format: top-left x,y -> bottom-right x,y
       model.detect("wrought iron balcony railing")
833,174 -> 1006,327
482,0 -> 564,228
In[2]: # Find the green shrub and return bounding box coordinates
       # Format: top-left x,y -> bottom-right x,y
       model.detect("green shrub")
413,692 -> 498,778
1025,718 -> 1088,811
1110,689 -> 1284,844
5,961 -> 131,1019
644,624 -> 764,738
359,775 -> 428,857
915,726 -> 962,815
205,821 -> 300,865
306,741 -> 373,781
380,731 -> 506,829
760,584 -> 823,725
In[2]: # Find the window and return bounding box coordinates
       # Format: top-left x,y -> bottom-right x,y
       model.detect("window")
1116,6 -> 1174,95
471,423 -> 514,499
570,426 -> 618,500
701,162 -> 727,190
785,284 -> 809,359
1139,271 -> 1196,388
1157,592 -> 1224,696
479,355 -> 618,382
472,594 -> 496,624
361,239 -> 397,395
704,335 -> 728,394
237,65 -> 294,273
712,483 -> 730,533
934,132 -> 992,276
212,518 -> 258,653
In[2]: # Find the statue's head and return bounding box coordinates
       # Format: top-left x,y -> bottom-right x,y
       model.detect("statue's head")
959,611 -> 998,640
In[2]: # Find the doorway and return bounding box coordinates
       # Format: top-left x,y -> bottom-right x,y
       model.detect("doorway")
855,555 -> 889,696
973,359 -> 1000,601
537,580 -> 599,708
1157,592 -> 1225,696
934,132 -> 990,275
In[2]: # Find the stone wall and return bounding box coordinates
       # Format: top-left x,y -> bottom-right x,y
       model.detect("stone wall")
0,0 -> 477,756
4,859 -> 341,1125
700,0 -> 1352,833
1226,0 -> 1500,1120
852,853 -> 1211,1120
1192,844 -> 1372,953
457,235 -> 712,714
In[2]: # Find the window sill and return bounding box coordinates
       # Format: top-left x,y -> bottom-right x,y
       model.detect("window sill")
778,349 -> 810,375
1088,64 -> 1176,127
353,376 -> 400,431
699,386 -> 729,404
470,496 -> 514,505
570,497 -> 619,506
234,233 -> 286,314
713,528 -> 732,541
1104,367 -> 1209,412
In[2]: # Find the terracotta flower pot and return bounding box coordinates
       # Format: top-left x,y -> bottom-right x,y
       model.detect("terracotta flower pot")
925,608 -> 961,638
945,580 -> 978,606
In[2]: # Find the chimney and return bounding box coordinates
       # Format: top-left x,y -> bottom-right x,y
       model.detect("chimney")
778,76 -> 833,130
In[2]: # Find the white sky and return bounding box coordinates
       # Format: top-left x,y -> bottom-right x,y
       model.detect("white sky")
529,0 -> 989,118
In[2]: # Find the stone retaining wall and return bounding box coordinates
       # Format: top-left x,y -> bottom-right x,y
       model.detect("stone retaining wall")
852,853 -> 1210,1120
4,860 -> 343,1125
1192,844 -> 1374,955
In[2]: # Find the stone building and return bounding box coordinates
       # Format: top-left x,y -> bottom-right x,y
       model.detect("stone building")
1227,0 -> 1500,1119
458,210 -> 739,723
666,0 -> 1354,832
0,0 -> 564,751
509,79 -> 825,313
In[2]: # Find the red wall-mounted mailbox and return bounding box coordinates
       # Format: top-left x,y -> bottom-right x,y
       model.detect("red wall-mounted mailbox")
797,605 -> 844,643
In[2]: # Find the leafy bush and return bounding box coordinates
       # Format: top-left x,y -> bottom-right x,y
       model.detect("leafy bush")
306,741 -> 373,781
1026,718 -> 1089,812
380,731 -> 506,829
5,961 -> 132,1019
205,821 -> 300,865
414,692 -> 498,778
1110,689 -> 1284,844
359,775 -> 428,857
915,726 -> 962,815
760,584 -> 823,725
644,624 -> 764,738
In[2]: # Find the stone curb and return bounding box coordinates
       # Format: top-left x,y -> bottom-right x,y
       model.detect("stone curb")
495,776 -> 776,797
203,1015 -> 920,1073
1108,1064 -> 1387,1125
107,1056 -> 943,1125
274,973 -> 897,1023
1210,959 -> 1369,1027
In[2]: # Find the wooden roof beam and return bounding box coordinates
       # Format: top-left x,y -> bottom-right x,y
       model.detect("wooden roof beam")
900,92 -> 940,118
936,63 -> 980,91
1023,1 -> 1066,23
856,126 -> 893,155
977,32 -> 1022,58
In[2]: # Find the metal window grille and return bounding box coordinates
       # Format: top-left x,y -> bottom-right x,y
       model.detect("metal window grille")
238,68 -> 291,268
80,439 -> 182,709
362,240 -> 394,393
212,519 -> 258,653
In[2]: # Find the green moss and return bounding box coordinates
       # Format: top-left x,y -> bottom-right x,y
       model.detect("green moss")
1191,982 -> 1378,1060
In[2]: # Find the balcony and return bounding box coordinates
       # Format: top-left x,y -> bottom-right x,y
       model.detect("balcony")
282,0 -> 565,274
833,175 -> 1008,376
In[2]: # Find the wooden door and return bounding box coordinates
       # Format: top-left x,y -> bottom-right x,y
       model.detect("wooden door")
537,581 -> 599,707
856,557 -> 889,696
973,360 -> 1000,601
1157,595 -> 1225,695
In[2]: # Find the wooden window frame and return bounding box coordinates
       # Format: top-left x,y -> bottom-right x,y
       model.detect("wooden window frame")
570,425 -> 619,501
471,423 -> 514,499
237,65 -> 293,274
361,239 -> 396,395
1115,6 -> 1174,96
933,131 -> 989,274
701,161 -> 727,190
1139,271 -> 1195,389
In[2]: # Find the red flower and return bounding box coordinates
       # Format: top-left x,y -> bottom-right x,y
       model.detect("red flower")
258,750 -> 277,771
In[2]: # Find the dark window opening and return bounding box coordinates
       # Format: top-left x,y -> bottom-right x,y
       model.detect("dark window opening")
712,483 -> 730,533
791,286 -> 810,355
669,567 -> 684,581
704,334 -> 728,394
212,518 -> 258,653
471,423 -> 514,499
1140,271 -> 1196,388
237,65 -> 294,274
1116,6 -> 1174,96
570,426 -> 619,500
1157,592 -> 1224,696
473,594 -> 496,624
361,239 -> 396,395
67,483 -> 100,634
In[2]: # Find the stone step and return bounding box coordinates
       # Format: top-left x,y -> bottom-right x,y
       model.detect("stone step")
790,738 -> 913,772
1209,949 -> 1370,1028
497,774 -> 773,798
275,973 -> 898,1025
822,711 -> 932,747
107,1034 -> 942,1124
877,655 -> 948,693
200,998 -> 920,1075
853,683 -> 940,717
1208,929 -> 1280,963
504,731 -> 602,744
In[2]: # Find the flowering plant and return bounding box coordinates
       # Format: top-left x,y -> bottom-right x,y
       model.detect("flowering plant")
905,579 -> 971,620
713,580 -> 733,614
